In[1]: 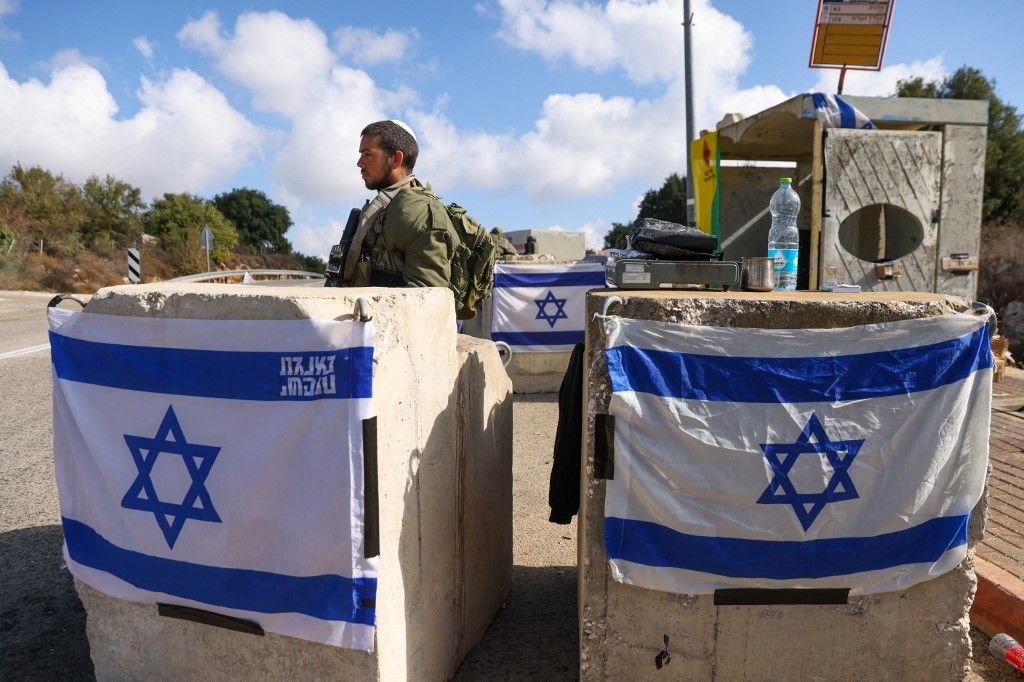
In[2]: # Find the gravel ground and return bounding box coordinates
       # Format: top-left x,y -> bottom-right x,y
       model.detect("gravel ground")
0,380 -> 1017,680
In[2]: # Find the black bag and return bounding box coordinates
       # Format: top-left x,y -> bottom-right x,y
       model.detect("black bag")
630,218 -> 717,258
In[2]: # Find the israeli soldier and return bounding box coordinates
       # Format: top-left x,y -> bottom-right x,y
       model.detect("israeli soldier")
490,227 -> 519,258
341,120 -> 456,288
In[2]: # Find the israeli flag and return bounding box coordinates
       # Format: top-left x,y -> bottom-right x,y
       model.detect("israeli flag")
603,314 -> 992,595
491,262 -> 605,352
49,308 -> 378,650
811,92 -> 876,129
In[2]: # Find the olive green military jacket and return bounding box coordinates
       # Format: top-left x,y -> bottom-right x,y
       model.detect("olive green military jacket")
351,184 -> 456,288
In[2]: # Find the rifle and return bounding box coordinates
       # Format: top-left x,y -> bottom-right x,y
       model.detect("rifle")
324,207 -> 362,287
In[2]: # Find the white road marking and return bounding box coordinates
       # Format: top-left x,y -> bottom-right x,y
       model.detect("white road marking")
0,342 -> 50,361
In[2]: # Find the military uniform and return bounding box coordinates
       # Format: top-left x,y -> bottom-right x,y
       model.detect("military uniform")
491,232 -> 519,258
350,182 -> 456,288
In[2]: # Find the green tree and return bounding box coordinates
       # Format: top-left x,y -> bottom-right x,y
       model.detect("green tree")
81,175 -> 145,247
143,193 -> 237,274
603,173 -> 689,248
212,187 -> 292,253
0,164 -> 87,254
896,66 -> 1024,223
637,172 -> 688,223
294,251 -> 326,274
604,221 -> 631,249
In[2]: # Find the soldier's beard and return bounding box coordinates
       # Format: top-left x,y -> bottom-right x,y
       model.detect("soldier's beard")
366,162 -> 413,191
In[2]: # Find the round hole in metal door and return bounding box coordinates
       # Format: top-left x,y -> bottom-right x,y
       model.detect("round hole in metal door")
837,203 -> 924,262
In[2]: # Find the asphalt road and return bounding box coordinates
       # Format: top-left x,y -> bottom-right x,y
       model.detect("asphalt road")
0,289 -> 1016,681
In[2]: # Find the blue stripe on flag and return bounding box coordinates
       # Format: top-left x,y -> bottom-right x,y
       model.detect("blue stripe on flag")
836,95 -> 856,128
604,515 -> 968,580
63,517 -> 376,625
494,271 -> 606,288
492,330 -> 584,346
49,332 -> 373,401
606,325 -> 991,402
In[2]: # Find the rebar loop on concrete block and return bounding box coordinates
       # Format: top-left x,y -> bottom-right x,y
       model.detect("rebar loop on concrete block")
493,340 -> 513,367
601,295 -> 623,317
971,300 -> 997,337
46,294 -> 88,309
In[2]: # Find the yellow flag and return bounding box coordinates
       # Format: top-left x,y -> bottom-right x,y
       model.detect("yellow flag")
691,131 -> 720,238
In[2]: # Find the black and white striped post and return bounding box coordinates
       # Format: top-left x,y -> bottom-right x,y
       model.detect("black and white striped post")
127,247 -> 140,283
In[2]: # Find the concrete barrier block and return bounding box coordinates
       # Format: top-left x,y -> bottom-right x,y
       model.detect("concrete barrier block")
454,336 -> 514,661
505,350 -> 572,393
580,291 -> 986,681
69,284 -> 512,681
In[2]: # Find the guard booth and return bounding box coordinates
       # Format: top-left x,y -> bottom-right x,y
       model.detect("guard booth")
714,94 -> 988,299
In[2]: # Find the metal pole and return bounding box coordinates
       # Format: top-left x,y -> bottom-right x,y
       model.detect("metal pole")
683,0 -> 696,225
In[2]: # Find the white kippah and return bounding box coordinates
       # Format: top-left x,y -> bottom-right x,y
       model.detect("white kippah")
390,119 -> 416,141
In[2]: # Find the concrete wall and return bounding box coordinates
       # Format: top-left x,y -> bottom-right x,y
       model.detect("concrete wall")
935,124 -> 987,300
504,229 -> 586,260
579,290 -> 985,681
72,283 -> 513,681
719,164 -> 811,262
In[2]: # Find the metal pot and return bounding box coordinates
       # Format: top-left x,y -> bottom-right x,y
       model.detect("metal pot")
741,257 -> 776,291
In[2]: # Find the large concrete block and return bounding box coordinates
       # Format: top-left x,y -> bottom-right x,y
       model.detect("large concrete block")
504,350 -> 571,393
579,290 -> 987,681
70,283 -> 513,681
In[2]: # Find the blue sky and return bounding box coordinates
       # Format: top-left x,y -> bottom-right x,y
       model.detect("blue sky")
1,0 -> 1020,255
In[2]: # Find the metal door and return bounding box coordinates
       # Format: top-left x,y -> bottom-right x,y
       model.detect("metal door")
820,129 -> 942,292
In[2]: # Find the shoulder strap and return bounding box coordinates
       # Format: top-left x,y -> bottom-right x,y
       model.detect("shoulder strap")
342,174 -> 417,280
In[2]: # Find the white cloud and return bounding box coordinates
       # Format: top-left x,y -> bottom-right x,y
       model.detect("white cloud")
133,36 -> 155,60
0,0 -> 18,41
334,26 -> 419,66
495,0 -> 751,87
0,61 -> 261,197
402,0 -> 786,203
288,217 -> 345,257
179,11 -> 418,210
811,58 -> 948,97
36,48 -> 105,73
545,217 -> 609,250
179,10 -> 334,118
176,11 -> 225,55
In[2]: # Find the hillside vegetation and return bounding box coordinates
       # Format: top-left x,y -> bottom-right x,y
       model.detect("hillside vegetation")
0,166 -> 325,293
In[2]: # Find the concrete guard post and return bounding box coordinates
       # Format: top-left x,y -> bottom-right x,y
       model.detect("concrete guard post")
579,290 -> 988,681
70,283 -> 513,681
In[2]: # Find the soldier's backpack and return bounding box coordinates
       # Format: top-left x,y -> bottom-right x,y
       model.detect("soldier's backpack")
427,193 -> 497,320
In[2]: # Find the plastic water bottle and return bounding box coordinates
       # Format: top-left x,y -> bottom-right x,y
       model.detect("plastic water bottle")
767,177 -> 801,291
989,633 -> 1024,673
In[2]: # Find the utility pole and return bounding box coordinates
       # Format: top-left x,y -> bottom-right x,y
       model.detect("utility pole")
683,0 -> 696,226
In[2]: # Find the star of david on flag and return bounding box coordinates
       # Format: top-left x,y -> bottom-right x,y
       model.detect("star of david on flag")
534,290 -> 569,328
757,413 -> 863,531
491,262 -> 605,352
121,405 -> 222,549
49,308 -> 378,650
602,313 -> 992,595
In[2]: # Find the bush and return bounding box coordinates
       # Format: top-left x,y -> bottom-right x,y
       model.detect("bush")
978,221 -> 1024,315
